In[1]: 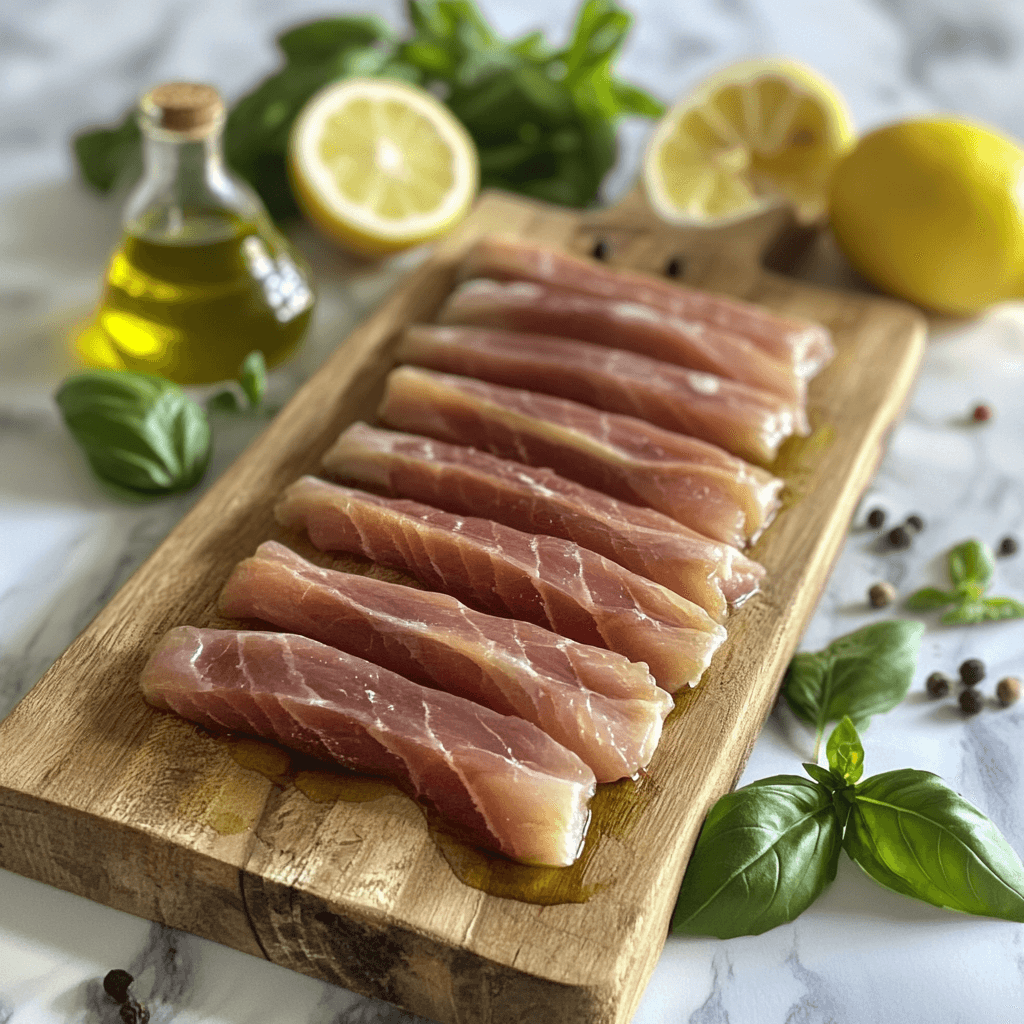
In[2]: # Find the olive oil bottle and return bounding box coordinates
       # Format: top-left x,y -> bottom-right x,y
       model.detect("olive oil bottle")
78,82 -> 314,385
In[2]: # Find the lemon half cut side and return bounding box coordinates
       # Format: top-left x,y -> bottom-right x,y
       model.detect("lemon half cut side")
643,58 -> 854,226
289,78 -> 480,257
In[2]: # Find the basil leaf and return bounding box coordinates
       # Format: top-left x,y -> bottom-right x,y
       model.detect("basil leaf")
802,763 -> 837,791
206,390 -> 241,414
56,370 -> 210,495
783,621 -> 924,741
845,770 -> 1024,921
939,596 -> 1024,625
949,539 -> 994,590
904,586 -> 956,611
940,601 -> 986,625
979,596 -> 1024,621
73,113 -> 142,193
239,350 -> 267,409
671,776 -> 842,938
276,16 -> 393,62
825,716 -> 864,785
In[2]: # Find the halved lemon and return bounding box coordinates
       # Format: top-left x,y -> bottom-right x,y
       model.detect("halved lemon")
642,59 -> 854,225
289,78 -> 479,257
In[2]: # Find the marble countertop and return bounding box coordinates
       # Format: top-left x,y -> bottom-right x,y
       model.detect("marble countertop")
3,1 -> 1024,1021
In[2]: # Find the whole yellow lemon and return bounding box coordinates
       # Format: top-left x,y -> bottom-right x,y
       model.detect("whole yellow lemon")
829,118 -> 1024,315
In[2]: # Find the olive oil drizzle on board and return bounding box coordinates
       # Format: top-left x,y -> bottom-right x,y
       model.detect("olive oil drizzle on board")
204,731 -> 662,906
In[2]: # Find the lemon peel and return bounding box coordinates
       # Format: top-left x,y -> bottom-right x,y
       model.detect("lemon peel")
829,117 -> 1024,315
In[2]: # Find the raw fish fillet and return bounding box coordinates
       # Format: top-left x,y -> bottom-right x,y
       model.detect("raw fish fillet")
275,476 -> 727,691
378,366 -> 783,547
220,541 -> 671,782
397,323 -> 807,463
458,237 -> 835,378
439,278 -> 804,404
324,422 -> 765,622
141,626 -> 595,866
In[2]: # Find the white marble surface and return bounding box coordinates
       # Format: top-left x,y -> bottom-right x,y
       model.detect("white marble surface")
3,0 -> 1024,1021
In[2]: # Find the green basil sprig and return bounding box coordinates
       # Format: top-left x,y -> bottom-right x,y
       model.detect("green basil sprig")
670,776 -> 842,938
671,717 -> 1024,938
206,350 -> 268,414
72,0 -> 663,219
906,539 -> 1024,624
56,369 -> 211,496
783,621 -> 924,758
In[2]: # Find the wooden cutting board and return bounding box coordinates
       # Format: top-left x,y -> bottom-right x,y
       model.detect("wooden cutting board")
0,190 -> 925,1024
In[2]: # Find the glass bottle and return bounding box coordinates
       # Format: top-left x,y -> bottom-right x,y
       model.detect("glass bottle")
77,82 -> 315,385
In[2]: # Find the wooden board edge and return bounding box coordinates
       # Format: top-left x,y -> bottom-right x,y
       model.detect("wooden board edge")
0,190 -> 931,1024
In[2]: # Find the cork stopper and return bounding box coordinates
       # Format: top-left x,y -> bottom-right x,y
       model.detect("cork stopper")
142,82 -> 224,135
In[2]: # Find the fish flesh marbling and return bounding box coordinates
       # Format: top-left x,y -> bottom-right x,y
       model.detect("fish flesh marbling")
220,541 -> 672,782
275,476 -> 727,691
323,422 -> 765,621
397,323 -> 807,463
140,626 -> 597,866
378,366 -> 783,547
457,236 -> 835,378
439,278 -> 805,404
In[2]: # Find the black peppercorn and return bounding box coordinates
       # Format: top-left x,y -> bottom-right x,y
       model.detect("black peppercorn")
998,535 -> 1019,557
925,672 -> 951,698
960,658 -> 986,686
103,970 -> 134,1005
866,507 -> 886,529
665,256 -> 684,278
905,513 -> 924,532
592,239 -> 609,261
959,688 -> 983,715
102,969 -> 149,1023
997,676 -> 1021,707
868,581 -> 897,608
887,525 -> 912,549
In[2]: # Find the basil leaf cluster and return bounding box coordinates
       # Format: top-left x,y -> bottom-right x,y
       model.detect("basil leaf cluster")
783,620 -> 924,756
72,0 -> 664,218
906,539 -> 1024,624
56,370 -> 210,496
672,717 -> 1024,938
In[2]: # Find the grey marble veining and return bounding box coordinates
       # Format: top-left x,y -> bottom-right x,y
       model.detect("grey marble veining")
3,0 -> 1024,1022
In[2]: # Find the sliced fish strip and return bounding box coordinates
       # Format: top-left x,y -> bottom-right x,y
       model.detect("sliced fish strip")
439,277 -> 805,404
398,323 -> 807,463
275,476 -> 727,692
324,422 -> 765,622
378,366 -> 783,547
457,236 -> 835,378
220,541 -> 671,782
141,626 -> 596,866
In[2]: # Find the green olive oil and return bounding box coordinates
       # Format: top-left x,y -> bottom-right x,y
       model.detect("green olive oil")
77,216 -> 314,385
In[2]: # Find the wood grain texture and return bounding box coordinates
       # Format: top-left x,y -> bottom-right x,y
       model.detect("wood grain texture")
0,190 -> 925,1024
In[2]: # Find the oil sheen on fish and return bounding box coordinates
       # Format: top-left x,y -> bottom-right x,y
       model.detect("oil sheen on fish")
377,366 -> 783,547
324,422 -> 765,622
140,626 -> 597,866
397,323 -> 807,463
220,541 -> 671,782
457,236 -> 835,378
275,476 -> 727,691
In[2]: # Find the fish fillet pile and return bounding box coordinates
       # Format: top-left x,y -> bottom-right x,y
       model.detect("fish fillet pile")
139,236 -> 834,867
